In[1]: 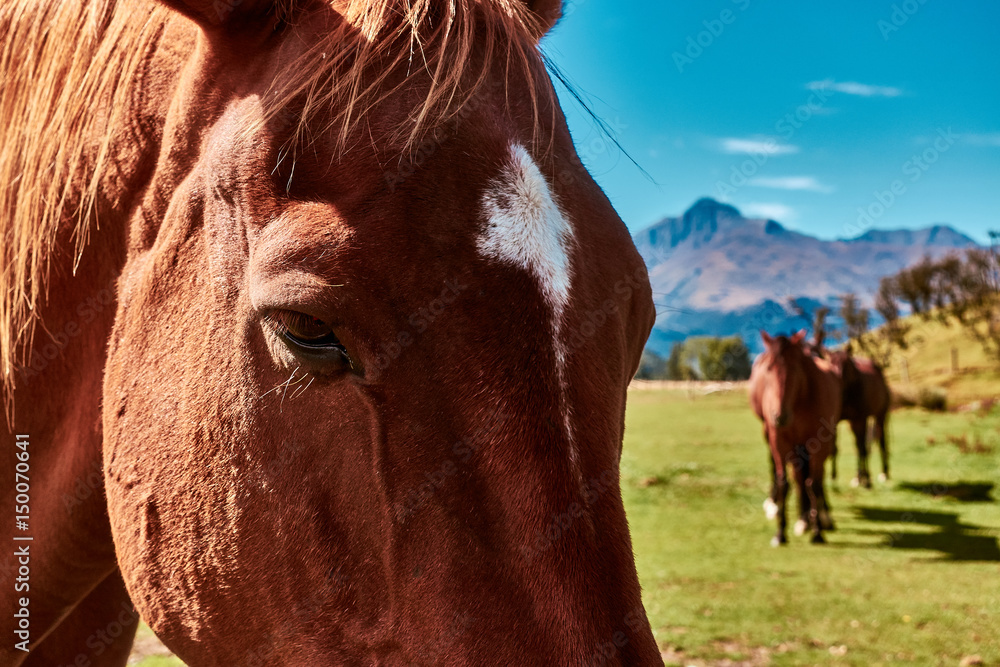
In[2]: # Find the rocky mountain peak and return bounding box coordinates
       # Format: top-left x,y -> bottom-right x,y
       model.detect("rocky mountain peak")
633,199 -> 981,354
635,198 -> 746,254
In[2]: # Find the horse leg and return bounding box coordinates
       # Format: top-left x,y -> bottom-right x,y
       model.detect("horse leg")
792,444 -> 810,537
813,454 -> 835,532
763,443 -> 779,520
22,570 -> 137,667
771,458 -> 789,547
851,418 -> 870,488
822,432 -> 835,530
805,477 -> 826,544
875,411 -> 889,482
788,452 -> 813,541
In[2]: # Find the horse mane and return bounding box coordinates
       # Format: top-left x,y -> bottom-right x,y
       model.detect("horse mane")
0,0 -> 170,385
264,0 -> 549,150
0,0 -> 548,387
766,335 -> 795,356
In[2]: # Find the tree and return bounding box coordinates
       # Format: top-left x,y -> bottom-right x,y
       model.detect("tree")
724,338 -> 753,380
697,337 -> 752,381
788,298 -> 833,352
866,276 -> 911,366
635,348 -> 668,380
874,277 -> 899,324
894,255 -> 936,316
949,248 -> 1000,359
840,288 -> 908,368
839,293 -> 869,342
870,249 -> 1000,365
666,342 -> 695,380
813,306 -> 830,352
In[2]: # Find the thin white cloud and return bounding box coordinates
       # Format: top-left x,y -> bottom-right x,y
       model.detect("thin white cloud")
807,79 -> 903,97
718,137 -> 799,155
747,176 -> 834,193
743,202 -> 795,221
962,133 -> 1000,147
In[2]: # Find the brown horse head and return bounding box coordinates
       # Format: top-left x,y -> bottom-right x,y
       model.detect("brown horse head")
828,345 -> 861,391
755,330 -> 809,428
64,0 -> 662,663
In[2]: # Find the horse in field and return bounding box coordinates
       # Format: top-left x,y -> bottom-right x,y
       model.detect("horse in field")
0,1 -> 662,663
749,331 -> 841,546
828,347 -> 891,488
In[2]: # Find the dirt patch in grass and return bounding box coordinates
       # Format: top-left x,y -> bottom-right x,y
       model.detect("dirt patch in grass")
661,638 -> 774,666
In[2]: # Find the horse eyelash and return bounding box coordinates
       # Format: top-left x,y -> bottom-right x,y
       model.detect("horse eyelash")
261,310 -> 289,334
262,310 -> 325,333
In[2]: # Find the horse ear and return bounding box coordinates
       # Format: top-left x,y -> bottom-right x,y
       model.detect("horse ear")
522,0 -> 562,38
791,329 -> 807,344
760,330 -> 773,346
157,0 -> 282,31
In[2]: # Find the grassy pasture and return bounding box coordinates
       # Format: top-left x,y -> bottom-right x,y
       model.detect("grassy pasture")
869,312 -> 1000,408
625,388 -> 1000,666
130,388 -> 1000,666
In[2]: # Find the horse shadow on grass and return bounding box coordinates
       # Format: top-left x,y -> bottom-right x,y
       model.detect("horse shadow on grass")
896,481 -> 995,502
848,504 -> 1000,562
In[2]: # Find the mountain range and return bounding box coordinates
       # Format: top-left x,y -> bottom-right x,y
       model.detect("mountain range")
632,198 -> 981,354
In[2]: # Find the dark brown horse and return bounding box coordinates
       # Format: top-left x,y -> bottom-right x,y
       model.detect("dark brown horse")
749,331 -> 841,546
829,347 -> 891,488
0,1 -> 662,664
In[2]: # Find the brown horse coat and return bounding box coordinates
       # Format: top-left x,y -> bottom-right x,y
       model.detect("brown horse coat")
749,331 -> 841,545
829,349 -> 891,486
1,0 -> 662,664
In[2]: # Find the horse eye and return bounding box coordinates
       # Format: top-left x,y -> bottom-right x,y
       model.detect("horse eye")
267,310 -> 348,355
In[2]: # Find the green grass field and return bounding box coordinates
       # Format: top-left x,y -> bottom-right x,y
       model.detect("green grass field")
624,388 -> 999,666
131,388 -> 1000,666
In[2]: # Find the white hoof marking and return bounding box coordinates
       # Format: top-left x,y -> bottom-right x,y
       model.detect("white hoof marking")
763,498 -> 778,520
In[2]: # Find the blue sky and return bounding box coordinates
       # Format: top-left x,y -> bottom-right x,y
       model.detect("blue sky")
541,1 -> 1000,244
